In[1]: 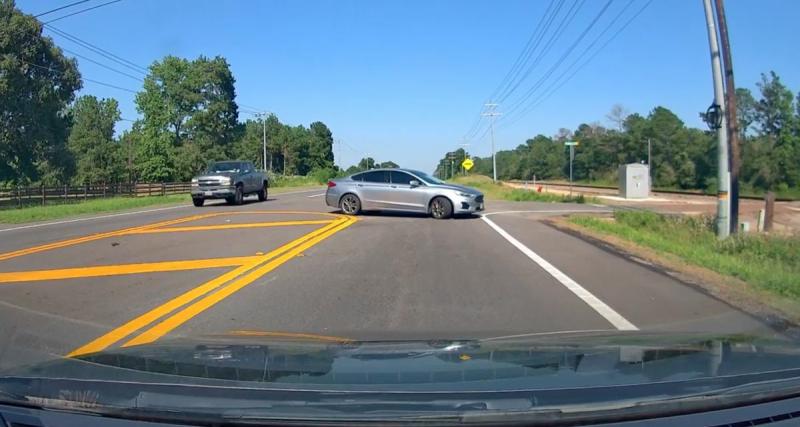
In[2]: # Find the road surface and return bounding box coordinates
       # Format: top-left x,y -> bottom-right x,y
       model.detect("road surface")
0,189 -> 775,369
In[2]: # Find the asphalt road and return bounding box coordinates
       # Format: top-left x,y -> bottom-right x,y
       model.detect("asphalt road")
0,189 -> 776,370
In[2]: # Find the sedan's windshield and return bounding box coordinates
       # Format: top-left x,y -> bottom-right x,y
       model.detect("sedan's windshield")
206,162 -> 240,174
410,170 -> 446,185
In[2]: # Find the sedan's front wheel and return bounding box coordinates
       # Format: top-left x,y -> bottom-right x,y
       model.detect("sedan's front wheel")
339,194 -> 361,215
430,197 -> 453,219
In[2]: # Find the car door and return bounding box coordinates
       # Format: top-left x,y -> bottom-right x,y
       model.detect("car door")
357,170 -> 391,209
243,162 -> 257,193
386,171 -> 427,212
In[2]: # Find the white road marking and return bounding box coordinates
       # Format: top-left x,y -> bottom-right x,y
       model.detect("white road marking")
480,215 -> 638,331
0,204 -> 191,233
306,193 -> 326,198
483,209 -> 610,216
481,329 -> 619,342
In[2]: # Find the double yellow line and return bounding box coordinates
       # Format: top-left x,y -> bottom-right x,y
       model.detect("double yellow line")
67,215 -> 356,357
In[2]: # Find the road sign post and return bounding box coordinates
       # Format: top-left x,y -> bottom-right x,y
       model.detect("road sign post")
565,141 -> 579,197
461,158 -> 474,171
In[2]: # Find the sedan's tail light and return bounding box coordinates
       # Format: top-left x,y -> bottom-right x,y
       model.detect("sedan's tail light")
327,181 -> 336,188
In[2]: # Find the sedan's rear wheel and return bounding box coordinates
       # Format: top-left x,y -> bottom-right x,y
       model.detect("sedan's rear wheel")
257,182 -> 268,202
340,194 -> 361,215
430,197 -> 453,219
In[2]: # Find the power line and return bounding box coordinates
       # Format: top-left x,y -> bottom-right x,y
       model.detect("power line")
498,0 -> 585,104
62,47 -> 144,82
493,0 -> 566,103
45,25 -> 148,74
84,78 -> 137,93
34,0 -> 91,18
20,60 -> 138,94
501,0 -> 615,123
43,0 -> 123,24
463,1 -> 565,143
462,0 -> 580,144
501,0 -> 653,129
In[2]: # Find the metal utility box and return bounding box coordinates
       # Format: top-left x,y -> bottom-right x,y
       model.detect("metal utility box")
619,163 -> 650,199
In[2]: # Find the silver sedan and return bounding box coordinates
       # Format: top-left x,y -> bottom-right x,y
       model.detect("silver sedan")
325,168 -> 484,219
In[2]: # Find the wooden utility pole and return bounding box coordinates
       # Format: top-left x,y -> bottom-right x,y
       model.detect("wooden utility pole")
714,0 -> 741,234
764,192 -> 775,232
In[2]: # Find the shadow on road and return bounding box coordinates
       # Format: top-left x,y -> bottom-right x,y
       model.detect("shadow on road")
198,198 -> 269,207
326,210 -> 480,220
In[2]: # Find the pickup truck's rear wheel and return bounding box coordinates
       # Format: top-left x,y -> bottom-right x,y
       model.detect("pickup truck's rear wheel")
257,181 -> 268,202
192,197 -> 204,207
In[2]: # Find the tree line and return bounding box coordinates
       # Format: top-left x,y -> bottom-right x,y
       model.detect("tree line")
437,72 -> 800,196
1,1 -> 337,186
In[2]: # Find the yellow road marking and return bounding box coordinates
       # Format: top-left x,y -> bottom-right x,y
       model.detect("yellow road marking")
0,211 -> 342,262
0,213 -> 223,262
66,217 -> 350,357
0,256 -> 261,283
125,220 -> 333,235
226,330 -> 353,343
221,210 -> 342,218
122,217 -> 356,347
65,263 -> 258,358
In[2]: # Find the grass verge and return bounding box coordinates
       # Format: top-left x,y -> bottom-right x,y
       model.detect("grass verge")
0,183 -> 324,225
452,175 -> 593,204
0,194 -> 188,224
568,211 -> 800,301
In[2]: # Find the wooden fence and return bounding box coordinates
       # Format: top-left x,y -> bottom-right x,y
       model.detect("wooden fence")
0,182 -> 192,209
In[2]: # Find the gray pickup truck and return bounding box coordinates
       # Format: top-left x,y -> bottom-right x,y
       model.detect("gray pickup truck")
190,160 -> 269,207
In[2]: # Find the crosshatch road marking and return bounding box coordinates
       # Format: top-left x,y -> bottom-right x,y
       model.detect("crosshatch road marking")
122,216 -> 356,347
126,219 -> 333,234
0,212 -> 224,262
0,256 -> 263,283
62,213 -> 355,357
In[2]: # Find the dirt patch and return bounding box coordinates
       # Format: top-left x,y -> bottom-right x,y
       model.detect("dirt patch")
546,215 -> 800,338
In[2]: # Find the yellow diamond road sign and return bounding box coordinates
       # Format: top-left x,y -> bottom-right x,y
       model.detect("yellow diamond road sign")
461,158 -> 474,171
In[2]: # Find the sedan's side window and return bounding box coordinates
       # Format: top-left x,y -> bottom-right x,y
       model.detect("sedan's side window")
362,171 -> 390,183
390,171 -> 415,185
351,173 -> 365,181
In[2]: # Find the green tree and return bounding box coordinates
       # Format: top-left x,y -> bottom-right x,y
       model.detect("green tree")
736,88 -> 758,140
752,71 -> 799,188
135,55 -> 238,181
67,96 -> 122,184
0,0 -> 82,184
308,121 -> 334,170
379,161 -> 399,168
357,157 -> 376,170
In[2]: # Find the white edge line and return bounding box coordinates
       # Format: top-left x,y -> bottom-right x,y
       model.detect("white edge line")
306,193 -> 326,198
0,204 -> 192,233
483,209 -> 611,216
480,215 -> 638,331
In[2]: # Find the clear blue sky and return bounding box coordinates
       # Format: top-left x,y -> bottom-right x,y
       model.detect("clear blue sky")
17,0 -> 800,172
